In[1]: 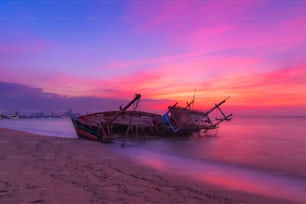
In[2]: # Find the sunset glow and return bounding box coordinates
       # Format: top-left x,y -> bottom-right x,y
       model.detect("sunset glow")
0,0 -> 305,114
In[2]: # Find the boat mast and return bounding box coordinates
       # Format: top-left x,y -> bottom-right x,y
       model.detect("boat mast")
106,94 -> 141,125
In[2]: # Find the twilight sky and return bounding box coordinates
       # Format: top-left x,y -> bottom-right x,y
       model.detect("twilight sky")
0,0 -> 306,115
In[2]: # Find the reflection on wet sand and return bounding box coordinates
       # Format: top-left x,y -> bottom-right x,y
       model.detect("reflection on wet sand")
121,147 -> 306,203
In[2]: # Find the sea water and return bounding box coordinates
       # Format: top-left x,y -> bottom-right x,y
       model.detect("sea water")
0,118 -> 76,138
1,116 -> 306,202
134,116 -> 306,177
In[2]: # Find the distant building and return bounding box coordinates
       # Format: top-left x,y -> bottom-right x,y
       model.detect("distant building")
65,109 -> 73,117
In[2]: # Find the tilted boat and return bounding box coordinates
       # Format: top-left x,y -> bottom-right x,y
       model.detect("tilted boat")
71,94 -> 164,143
162,97 -> 232,134
71,93 -> 232,143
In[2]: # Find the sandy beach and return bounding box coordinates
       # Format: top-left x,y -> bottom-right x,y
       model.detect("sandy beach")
0,128 -> 294,204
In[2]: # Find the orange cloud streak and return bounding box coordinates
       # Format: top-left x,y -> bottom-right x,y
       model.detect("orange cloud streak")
36,60 -> 306,113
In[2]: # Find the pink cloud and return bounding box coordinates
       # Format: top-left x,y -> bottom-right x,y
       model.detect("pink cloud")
186,16 -> 306,57
102,59 -> 306,108
124,0 -> 305,58
243,17 -> 305,50
2,60 -> 305,114
2,44 -> 305,109
202,63 -> 306,106
2,1 -> 305,111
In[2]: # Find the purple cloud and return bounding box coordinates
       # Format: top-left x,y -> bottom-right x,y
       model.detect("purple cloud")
0,81 -> 128,114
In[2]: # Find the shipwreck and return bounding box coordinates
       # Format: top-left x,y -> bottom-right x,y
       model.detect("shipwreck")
71,93 -> 232,144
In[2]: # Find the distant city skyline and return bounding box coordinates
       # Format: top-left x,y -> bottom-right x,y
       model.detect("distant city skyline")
0,1 -> 305,116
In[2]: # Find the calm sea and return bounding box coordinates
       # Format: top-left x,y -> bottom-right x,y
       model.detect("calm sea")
1,116 -> 306,202
0,118 -> 76,138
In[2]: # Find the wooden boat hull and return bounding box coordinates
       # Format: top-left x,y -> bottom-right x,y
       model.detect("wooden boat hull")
71,111 -> 164,142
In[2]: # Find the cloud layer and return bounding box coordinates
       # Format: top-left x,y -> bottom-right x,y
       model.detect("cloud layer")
0,0 -> 305,115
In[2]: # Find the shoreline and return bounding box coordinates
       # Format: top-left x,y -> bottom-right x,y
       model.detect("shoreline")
0,128 -> 294,203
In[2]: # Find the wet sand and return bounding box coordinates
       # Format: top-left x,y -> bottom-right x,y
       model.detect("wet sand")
0,128 -> 293,203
